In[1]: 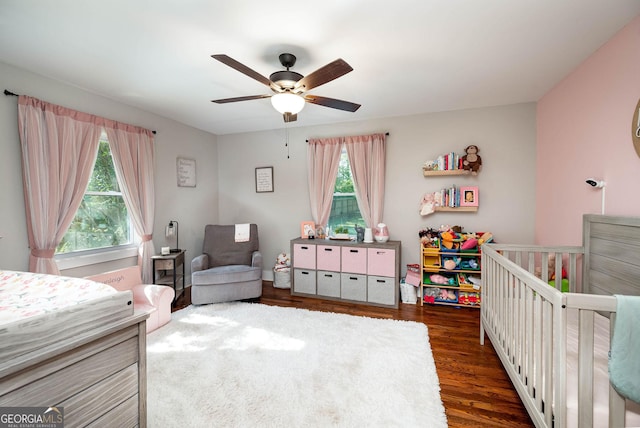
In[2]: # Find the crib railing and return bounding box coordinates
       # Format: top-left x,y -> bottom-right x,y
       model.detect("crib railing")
490,244 -> 584,292
481,244 -> 626,428
563,293 -> 624,428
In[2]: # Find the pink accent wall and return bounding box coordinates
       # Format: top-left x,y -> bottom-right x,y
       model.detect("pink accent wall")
536,15 -> 640,245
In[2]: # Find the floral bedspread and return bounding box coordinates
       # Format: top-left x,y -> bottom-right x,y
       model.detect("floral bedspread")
0,270 -> 116,325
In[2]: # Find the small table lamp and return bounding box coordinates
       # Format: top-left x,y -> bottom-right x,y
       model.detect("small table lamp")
165,220 -> 180,253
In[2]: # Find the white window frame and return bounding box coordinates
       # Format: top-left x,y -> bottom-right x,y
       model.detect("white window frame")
55,136 -> 138,269
55,243 -> 139,270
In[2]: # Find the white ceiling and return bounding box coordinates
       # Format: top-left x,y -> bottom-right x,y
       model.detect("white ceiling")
0,1 -> 638,135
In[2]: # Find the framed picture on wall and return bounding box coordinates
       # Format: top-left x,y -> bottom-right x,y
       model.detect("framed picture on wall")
177,157 -> 196,187
460,186 -> 479,207
255,166 -> 274,193
300,221 -> 316,239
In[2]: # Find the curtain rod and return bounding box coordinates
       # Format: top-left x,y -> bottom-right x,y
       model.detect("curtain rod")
4,89 -> 157,134
306,132 -> 389,143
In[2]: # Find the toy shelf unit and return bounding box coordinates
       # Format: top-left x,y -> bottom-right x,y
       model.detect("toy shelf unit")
419,234 -> 483,308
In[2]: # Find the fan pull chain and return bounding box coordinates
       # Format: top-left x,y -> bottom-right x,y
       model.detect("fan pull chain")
285,123 -> 290,159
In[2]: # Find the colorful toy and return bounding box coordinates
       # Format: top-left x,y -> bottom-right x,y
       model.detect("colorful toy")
440,231 -> 463,249
429,274 -> 455,286
443,259 -> 457,270
457,273 -> 470,286
459,292 -> 480,305
437,288 -> 457,302
477,232 -> 493,245
418,227 -> 440,247
547,254 -> 569,292
461,238 -> 478,250
423,287 -> 440,304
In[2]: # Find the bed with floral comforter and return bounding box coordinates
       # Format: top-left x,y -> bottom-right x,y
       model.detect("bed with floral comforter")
0,269 -> 147,426
0,269 -> 116,324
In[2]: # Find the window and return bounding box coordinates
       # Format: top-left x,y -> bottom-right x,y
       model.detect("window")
327,148 -> 365,235
56,136 -> 133,254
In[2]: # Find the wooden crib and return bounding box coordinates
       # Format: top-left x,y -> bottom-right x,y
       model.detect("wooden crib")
481,214 -> 640,428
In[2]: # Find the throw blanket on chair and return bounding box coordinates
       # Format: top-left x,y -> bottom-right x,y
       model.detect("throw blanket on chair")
235,223 -> 250,242
609,295 -> 640,403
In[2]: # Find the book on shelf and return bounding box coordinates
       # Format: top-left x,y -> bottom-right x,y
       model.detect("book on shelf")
437,185 -> 467,208
435,152 -> 463,171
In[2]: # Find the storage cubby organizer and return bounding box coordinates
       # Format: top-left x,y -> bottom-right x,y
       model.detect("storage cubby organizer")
290,238 -> 401,308
420,232 -> 483,308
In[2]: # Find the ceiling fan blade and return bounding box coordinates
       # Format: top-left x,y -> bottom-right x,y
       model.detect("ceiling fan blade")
211,54 -> 274,88
294,59 -> 353,91
283,112 -> 297,123
294,59 -> 353,92
304,95 -> 361,112
211,94 -> 271,104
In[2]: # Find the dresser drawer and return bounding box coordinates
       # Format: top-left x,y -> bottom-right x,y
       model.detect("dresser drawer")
317,270 -> 341,298
293,269 -> 316,295
317,245 -> 341,271
293,243 -> 316,269
367,275 -> 396,305
367,248 -> 396,277
341,247 -> 367,274
340,273 -> 367,301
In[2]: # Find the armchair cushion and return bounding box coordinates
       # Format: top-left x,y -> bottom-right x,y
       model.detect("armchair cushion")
192,264 -> 261,286
203,224 -> 259,267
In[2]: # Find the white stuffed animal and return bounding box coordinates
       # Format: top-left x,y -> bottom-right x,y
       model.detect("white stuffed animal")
423,160 -> 437,171
274,252 -> 291,272
419,192 -> 436,216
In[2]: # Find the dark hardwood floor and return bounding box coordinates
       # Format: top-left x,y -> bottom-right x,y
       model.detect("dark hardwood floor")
173,283 -> 534,427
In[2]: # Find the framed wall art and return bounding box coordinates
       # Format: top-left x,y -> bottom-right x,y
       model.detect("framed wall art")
255,166 -> 274,193
460,186 -> 479,207
177,157 -> 196,187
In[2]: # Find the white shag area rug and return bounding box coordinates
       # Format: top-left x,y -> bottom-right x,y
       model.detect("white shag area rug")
147,303 -> 447,428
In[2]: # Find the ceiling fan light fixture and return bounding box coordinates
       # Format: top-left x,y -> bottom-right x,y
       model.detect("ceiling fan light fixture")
271,92 -> 305,115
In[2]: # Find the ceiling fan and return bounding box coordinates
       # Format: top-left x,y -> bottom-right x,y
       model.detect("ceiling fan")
211,53 -> 361,123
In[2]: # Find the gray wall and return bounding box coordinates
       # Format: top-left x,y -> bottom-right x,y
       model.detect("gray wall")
218,103 -> 537,279
0,61 -> 218,279
0,59 -> 536,281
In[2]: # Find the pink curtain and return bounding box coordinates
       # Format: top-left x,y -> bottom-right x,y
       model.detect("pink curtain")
344,133 -> 386,228
307,137 -> 343,227
104,123 -> 155,283
17,96 -> 102,274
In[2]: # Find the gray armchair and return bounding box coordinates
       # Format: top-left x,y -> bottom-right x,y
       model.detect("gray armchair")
191,224 -> 263,305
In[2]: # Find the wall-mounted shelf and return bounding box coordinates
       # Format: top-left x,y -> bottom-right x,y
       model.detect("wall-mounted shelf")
423,169 -> 471,177
434,206 -> 478,212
